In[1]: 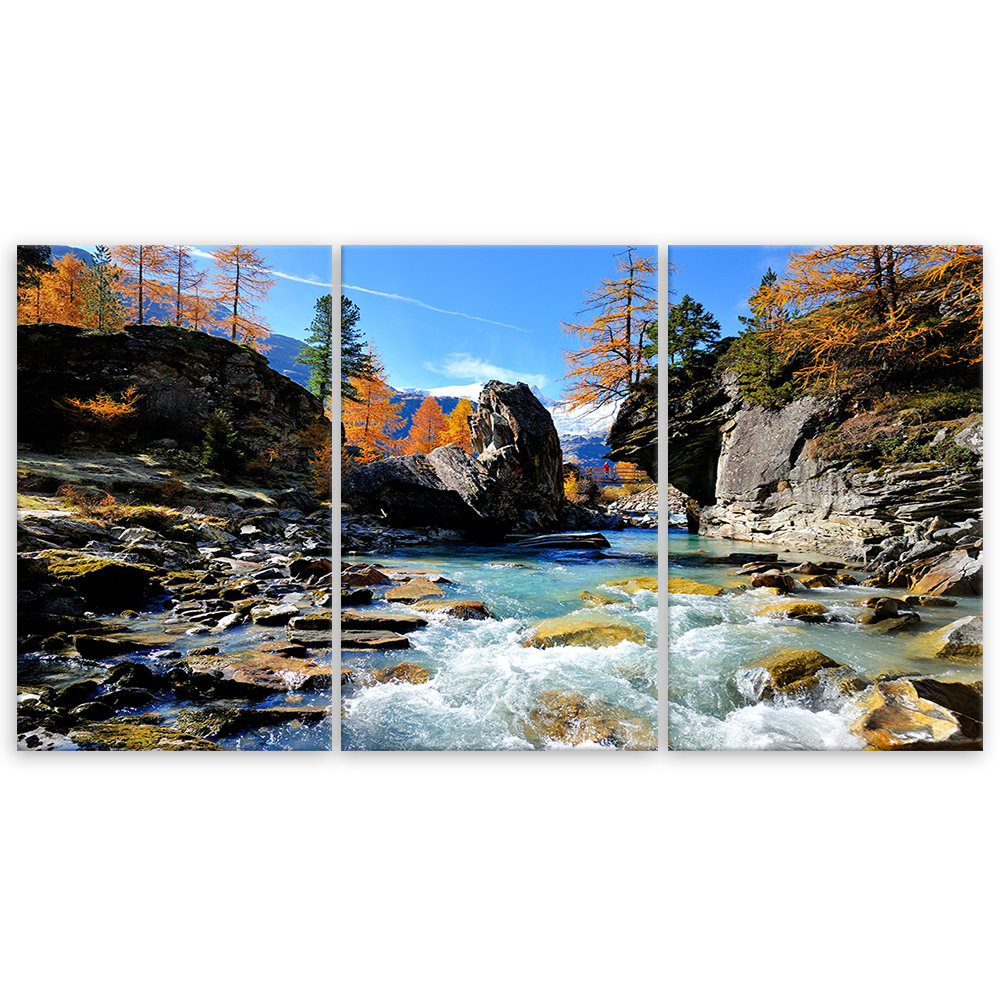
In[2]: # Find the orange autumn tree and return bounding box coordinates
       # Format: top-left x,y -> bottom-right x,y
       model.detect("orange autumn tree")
47,253 -> 88,325
110,245 -> 171,325
758,245 -> 983,390
441,397 -> 474,452
211,245 -> 276,349
563,247 -> 657,409
163,245 -> 210,327
342,349 -> 402,463
183,274 -> 220,333
403,396 -> 449,454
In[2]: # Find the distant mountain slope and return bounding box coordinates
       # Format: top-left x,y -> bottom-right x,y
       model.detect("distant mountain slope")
42,245 -> 313,390
388,382 -> 617,465
48,245 -> 95,267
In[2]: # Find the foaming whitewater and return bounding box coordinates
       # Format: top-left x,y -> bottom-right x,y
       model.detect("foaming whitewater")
342,528 -> 658,750
667,528 -> 983,751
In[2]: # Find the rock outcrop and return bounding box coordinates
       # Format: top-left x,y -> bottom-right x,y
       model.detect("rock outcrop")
607,380 -> 657,478
18,324 -> 328,470
471,380 -> 564,505
342,444 -> 512,540
668,370 -> 983,576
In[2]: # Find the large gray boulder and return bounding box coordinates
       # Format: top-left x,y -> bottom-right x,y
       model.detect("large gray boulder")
471,381 -> 564,503
342,444 -> 512,539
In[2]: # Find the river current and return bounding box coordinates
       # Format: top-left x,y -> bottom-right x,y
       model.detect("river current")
667,528 -> 983,750
341,528 -> 658,750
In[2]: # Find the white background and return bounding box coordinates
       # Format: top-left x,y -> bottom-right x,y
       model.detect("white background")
3,3 -> 995,998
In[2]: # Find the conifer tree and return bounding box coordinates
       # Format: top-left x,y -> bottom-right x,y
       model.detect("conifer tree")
296,294 -> 333,400
211,245 -> 276,348
201,409 -> 244,475
342,349 -> 402,463
403,396 -> 449,454
163,246 -> 208,326
17,245 -> 54,289
668,295 -> 721,374
563,247 -> 657,408
110,245 -> 171,325
341,295 -> 370,401
81,246 -> 125,333
441,397 -> 474,452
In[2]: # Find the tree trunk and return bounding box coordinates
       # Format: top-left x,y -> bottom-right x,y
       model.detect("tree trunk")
138,250 -> 144,326
885,244 -> 899,312
232,259 -> 240,340
871,246 -> 886,319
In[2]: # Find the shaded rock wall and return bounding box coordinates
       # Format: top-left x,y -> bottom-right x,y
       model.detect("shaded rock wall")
606,381 -> 657,478
17,324 -> 328,470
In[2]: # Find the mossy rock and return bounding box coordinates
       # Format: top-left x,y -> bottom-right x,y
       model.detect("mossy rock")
736,648 -> 841,701
36,552 -> 160,609
667,577 -> 723,597
385,579 -> 445,602
523,615 -> 645,649
69,722 -> 222,751
366,662 -> 430,686
579,590 -> 626,607
757,600 -> 829,621
520,690 -> 656,750
606,575 -> 659,594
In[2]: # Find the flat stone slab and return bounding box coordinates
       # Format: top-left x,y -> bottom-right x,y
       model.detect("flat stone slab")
408,599 -> 494,620
385,579 -> 445,602
341,630 -> 411,650
342,610 -> 428,633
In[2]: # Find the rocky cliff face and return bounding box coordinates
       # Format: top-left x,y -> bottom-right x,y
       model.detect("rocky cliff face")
18,324 -> 328,470
606,381 -> 657,478
669,372 -> 983,582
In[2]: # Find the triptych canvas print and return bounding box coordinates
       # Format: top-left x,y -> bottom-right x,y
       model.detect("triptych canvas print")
15,243 -> 983,751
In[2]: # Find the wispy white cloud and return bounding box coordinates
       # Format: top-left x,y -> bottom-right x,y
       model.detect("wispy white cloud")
186,247 -> 330,287
342,283 -> 531,332
425,352 -> 548,387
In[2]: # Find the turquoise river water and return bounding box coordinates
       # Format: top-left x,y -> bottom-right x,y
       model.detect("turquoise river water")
667,528 -> 983,750
342,528 -> 658,750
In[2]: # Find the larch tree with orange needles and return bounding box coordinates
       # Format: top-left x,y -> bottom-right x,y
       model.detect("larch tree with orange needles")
403,396 -> 449,454
441,397 -> 474,452
759,245 -> 983,390
163,246 -> 209,327
110,245 -> 171,325
342,349 -> 403,463
211,245 -> 276,349
563,247 -> 657,410
46,253 -> 88,325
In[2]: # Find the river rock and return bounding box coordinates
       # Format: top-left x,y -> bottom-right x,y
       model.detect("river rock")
799,574 -> 838,588
341,588 -> 373,606
521,690 -> 656,750
849,680 -> 976,749
366,662 -> 430,686
757,600 -> 829,621
341,565 -> 391,587
341,631 -> 411,650
513,532 -> 610,550
250,603 -> 300,625
735,648 -> 841,700
32,552 -> 160,610
523,615 -> 645,649
749,570 -> 797,593
68,721 -> 222,751
667,577 -> 723,596
908,549 -> 983,596
409,599 -> 495,620
71,633 -> 156,659
341,610 -> 428,633
607,575 -> 659,594
580,591 -> 626,607
385,579 -> 445,602
925,614 -> 983,659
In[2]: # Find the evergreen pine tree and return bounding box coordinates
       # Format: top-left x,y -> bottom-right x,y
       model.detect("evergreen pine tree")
201,409 -> 244,475
81,245 -> 125,333
296,294 -> 333,400
341,295 -> 371,401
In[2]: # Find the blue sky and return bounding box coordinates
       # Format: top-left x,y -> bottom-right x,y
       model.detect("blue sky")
341,245 -> 658,394
74,245 -> 332,342
668,245 -> 810,340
